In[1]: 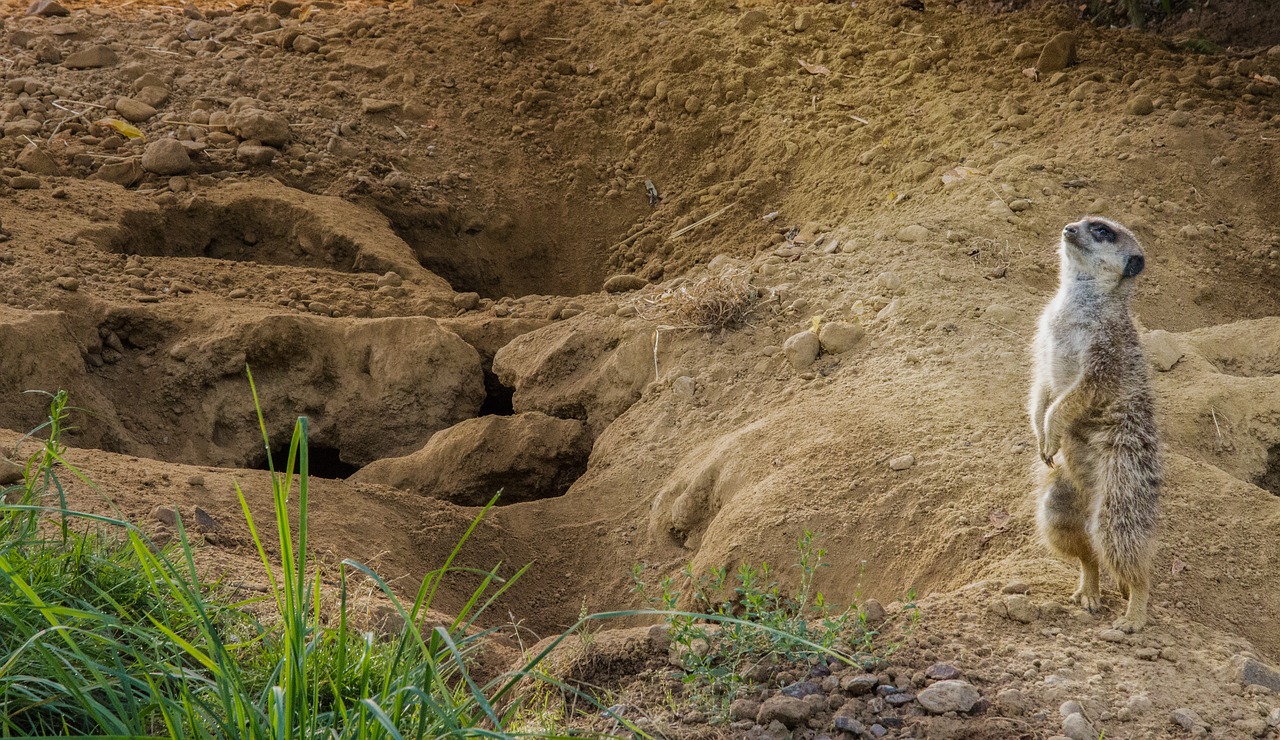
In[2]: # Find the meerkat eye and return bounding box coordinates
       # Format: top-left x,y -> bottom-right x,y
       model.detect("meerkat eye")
1089,223 -> 1115,242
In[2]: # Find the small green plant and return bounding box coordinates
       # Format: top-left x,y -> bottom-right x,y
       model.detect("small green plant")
632,532 -> 913,717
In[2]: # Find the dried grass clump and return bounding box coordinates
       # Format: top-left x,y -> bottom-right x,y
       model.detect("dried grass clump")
648,268 -> 759,331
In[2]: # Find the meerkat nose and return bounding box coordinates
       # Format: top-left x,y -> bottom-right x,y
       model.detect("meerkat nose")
1063,224 -> 1078,236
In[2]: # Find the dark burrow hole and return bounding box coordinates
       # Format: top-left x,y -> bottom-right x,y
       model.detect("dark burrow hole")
479,371 -> 515,417
252,443 -> 361,480
375,201 -> 621,299
1258,443 -> 1280,497
88,198 -> 359,271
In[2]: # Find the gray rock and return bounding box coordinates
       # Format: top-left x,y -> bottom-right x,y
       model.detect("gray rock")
236,143 -> 278,165
860,599 -> 887,624
1232,654 -> 1280,691
889,453 -> 915,471
141,139 -> 192,175
27,0 -> 69,16
729,698 -> 760,721
135,86 -> 170,108
925,663 -> 961,680
603,274 -> 647,293
917,680 -> 980,714
841,673 -> 879,694
92,159 -> 143,187
818,321 -> 863,354
996,688 -> 1029,715
1126,95 -> 1155,116
783,330 -> 820,371
756,695 -> 811,729
895,224 -> 931,242
1062,712 -> 1097,740
193,507 -> 220,531
1171,707 -> 1204,731
151,506 -> 178,526
63,44 -> 118,69
1099,628 -> 1127,643
996,594 -> 1036,623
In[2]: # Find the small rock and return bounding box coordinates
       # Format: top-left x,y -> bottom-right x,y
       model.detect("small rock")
818,321 -> 863,354
983,304 -> 1020,325
1126,95 -> 1154,116
896,224 -> 931,242
1013,41 -> 1037,60
603,274 -> 648,293
115,97 -> 157,123
93,159 -> 143,187
996,688 -> 1029,715
135,86 -> 170,108
361,97 -> 400,114
861,599 -> 887,624
268,0 -> 299,15
1062,712 -> 1097,740
1267,707 -> 1280,728
841,673 -> 880,694
187,475 -> 206,487
729,699 -> 760,721
292,34 -> 321,53
228,288 -> 249,299
1001,580 -> 1030,594
231,108 -> 290,146
916,680 -> 980,714
1143,330 -> 1183,371
832,703 -> 865,734
1171,707 -> 1203,731
236,143 -> 278,165
926,663 -> 961,681
1233,718 -> 1268,737
54,277 -> 79,291
756,695 -> 811,729
1169,110 -> 1191,127
996,594 -> 1036,623
27,0 -> 70,16
308,301 -> 333,316
17,144 -> 61,176
875,271 -> 902,293
780,681 -> 823,699
783,330 -> 820,371
63,44 -> 118,69
141,139 -> 192,175
1135,647 -> 1159,660
152,505 -> 178,526
10,175 -> 41,190
1232,654 -> 1280,691
1099,628 -> 1127,643
453,292 -> 480,311
377,271 -> 403,288
1037,32 -> 1076,73
497,26 -> 521,44
888,453 -> 915,471
192,507 -> 219,531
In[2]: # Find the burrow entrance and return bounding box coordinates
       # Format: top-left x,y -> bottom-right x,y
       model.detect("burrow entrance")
86,197 -> 360,271
1258,443 -> 1280,497
375,200 -> 630,299
252,441 -> 361,480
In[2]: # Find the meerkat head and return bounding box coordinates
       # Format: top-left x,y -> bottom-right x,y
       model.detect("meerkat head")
1059,217 -> 1145,289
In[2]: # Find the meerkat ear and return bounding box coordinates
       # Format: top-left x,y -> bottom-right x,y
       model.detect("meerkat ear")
1123,255 -> 1145,278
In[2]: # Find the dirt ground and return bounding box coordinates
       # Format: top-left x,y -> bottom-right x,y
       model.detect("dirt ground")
2,0 -> 1280,737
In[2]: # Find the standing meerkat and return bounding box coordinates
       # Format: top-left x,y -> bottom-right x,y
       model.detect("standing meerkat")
1029,217 -> 1161,632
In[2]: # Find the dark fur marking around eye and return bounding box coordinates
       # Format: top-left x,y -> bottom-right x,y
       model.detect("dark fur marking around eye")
1089,222 -> 1116,242
1123,254 -> 1145,278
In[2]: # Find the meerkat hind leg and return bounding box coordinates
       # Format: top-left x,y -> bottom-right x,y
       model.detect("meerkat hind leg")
1112,579 -> 1149,633
1037,468 -> 1103,613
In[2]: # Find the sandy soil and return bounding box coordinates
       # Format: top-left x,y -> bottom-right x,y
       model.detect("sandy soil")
2,0 -> 1280,737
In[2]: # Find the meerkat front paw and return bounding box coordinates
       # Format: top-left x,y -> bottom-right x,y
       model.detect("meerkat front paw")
1111,615 -> 1146,633
1071,587 -> 1102,613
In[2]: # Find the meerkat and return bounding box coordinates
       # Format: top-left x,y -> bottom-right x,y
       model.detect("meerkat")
1028,217 -> 1161,633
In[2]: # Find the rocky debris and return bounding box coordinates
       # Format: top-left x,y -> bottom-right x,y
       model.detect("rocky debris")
17,145 -> 60,177
916,679 -> 980,714
351,412 -> 591,506
888,453 -> 915,471
193,506 -> 221,531
1037,32 -> 1076,73
783,329 -> 820,370
1171,707 -> 1207,732
817,321 -> 863,354
151,505 -> 178,526
603,274 -> 648,293
993,593 -> 1036,623
93,159 -> 143,187
895,224 -> 931,242
63,45 -> 118,69
1126,94 -> 1155,116
1143,330 -> 1184,371
236,144 -> 278,165
925,663 -> 961,680
360,98 -> 400,114
141,139 -> 192,175
54,277 -> 79,291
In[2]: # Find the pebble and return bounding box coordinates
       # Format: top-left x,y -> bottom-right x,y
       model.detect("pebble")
292,35 -> 321,53
1037,32 -> 1076,73
94,160 -> 143,187
193,506 -> 220,530
895,224 -> 931,242
228,288 -> 248,299
236,144 -> 278,165
361,98 -> 400,114
1232,654 -> 1280,691
151,505 -> 178,526
308,301 -> 333,315
1062,712 -> 1097,740
1099,628 -> 1127,643
115,97 -> 157,123
54,276 -> 79,291
27,0 -> 69,16
603,274 -> 647,293
861,599 -> 886,624
17,145 -> 61,176
141,138 -> 192,175
1169,110 -> 1191,127
187,475 -> 205,487
63,44 -> 118,69
729,698 -> 759,721
925,663 -> 961,680
841,673 -> 880,695
888,453 -> 915,471
875,271 -> 902,293
10,175 -> 41,189
783,330 -> 820,371
817,321 -> 863,354
1126,95 -> 1155,116
996,594 -> 1036,623
136,86 -> 170,108
1001,580 -> 1030,594
996,688 -> 1029,714
916,680 -> 980,714
755,695 -> 811,729
1171,707 -> 1204,731
497,26 -> 521,44
231,108 -> 291,146
453,292 -> 480,311
377,271 -> 403,288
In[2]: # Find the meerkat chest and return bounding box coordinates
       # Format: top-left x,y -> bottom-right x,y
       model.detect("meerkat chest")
1043,308 -> 1094,392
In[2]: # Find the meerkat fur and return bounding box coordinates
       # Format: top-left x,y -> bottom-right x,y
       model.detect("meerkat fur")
1029,217 -> 1161,633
